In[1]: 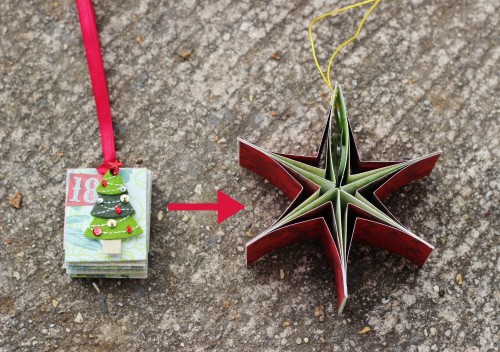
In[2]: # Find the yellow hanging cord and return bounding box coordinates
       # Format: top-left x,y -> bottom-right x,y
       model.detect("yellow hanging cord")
308,0 -> 383,101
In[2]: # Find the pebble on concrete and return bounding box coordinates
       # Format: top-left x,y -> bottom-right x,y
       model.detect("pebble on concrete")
9,192 -> 22,209
74,313 -> 83,324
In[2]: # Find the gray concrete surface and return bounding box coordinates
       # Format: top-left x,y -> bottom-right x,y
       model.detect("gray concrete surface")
1,0 -> 498,351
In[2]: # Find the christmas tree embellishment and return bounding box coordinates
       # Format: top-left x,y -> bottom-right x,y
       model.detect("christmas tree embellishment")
84,169 -> 143,255
238,84 -> 441,314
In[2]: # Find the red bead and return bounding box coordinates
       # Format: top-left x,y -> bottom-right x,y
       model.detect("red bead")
93,227 -> 102,236
115,206 -> 122,214
110,168 -> 119,176
126,225 -> 132,234
102,180 -> 107,187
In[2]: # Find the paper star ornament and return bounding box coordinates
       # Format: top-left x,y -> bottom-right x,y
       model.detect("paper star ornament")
238,84 -> 441,313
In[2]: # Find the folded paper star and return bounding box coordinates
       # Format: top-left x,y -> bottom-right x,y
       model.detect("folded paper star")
238,84 -> 441,313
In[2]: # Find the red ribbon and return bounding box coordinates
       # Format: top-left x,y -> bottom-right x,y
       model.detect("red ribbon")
76,0 -> 120,174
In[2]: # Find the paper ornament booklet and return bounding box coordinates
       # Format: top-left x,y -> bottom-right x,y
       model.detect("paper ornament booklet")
63,168 -> 152,278
238,84 -> 440,313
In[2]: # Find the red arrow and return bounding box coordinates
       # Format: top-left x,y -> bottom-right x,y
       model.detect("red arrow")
168,190 -> 245,223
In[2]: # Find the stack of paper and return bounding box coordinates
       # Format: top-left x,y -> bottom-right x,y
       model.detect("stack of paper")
63,168 -> 151,278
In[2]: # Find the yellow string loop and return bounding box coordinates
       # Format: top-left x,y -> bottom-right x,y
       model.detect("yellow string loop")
308,0 -> 383,102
